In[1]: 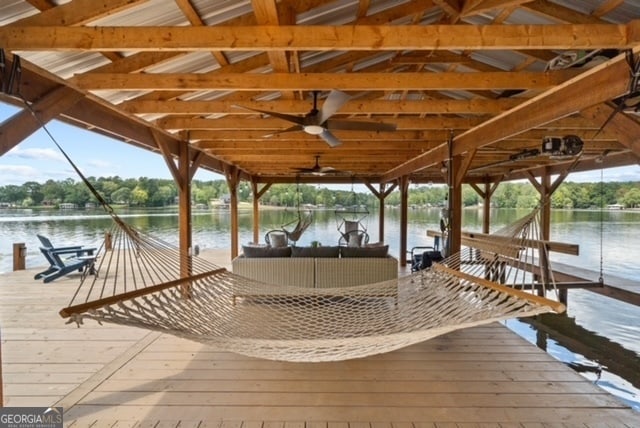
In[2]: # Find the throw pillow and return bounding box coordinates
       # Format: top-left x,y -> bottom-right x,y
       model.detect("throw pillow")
341,245 -> 389,258
347,232 -> 363,247
269,232 -> 287,248
242,244 -> 292,258
291,246 -> 340,258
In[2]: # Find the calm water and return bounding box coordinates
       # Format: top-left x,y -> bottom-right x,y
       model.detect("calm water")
1,206 -> 639,409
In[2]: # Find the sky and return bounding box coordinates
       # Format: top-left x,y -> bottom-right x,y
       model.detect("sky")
1,102 -> 639,187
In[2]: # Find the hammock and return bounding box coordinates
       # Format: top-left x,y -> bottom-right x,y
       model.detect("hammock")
60,206 -> 565,362
10,54 -> 564,362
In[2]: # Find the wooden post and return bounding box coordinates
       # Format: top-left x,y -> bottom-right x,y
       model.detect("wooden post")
251,180 -> 260,244
399,176 -> 410,267
178,142 -> 193,293
250,180 -> 272,244
449,156 -> 463,256
469,178 -> 500,235
153,130 -> 200,297
104,231 -> 112,251
378,190 -> 385,243
225,166 -> 241,259
13,242 -> 26,271
527,165 -> 573,298
364,181 -> 397,243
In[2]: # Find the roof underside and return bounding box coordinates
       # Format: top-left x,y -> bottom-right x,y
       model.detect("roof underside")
0,0 -> 639,185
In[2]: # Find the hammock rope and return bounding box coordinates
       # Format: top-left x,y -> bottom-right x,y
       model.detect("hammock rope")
60,205 -> 565,362
1,52 -> 567,362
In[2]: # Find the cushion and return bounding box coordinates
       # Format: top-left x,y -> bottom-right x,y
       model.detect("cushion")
242,244 -> 292,258
291,246 -> 340,258
347,232 -> 363,247
344,220 -> 360,233
269,232 -> 288,248
341,245 -> 389,258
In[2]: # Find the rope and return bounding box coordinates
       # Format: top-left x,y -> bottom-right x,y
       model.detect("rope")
599,167 -> 604,284
2,52 -> 565,362
60,205 -> 565,362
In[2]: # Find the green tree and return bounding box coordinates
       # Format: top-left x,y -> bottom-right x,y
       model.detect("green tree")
462,185 -> 480,207
621,187 -> 640,208
111,187 -> 132,204
130,185 -> 149,206
23,181 -> 44,205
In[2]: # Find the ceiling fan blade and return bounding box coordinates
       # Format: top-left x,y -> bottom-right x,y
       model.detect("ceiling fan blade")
325,119 -> 397,132
319,129 -> 342,147
318,90 -> 351,124
233,104 -> 306,126
263,125 -> 303,138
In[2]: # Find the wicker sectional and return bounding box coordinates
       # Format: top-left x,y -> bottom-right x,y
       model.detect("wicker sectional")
231,254 -> 398,288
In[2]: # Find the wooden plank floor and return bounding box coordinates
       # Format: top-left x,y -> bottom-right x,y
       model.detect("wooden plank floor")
1,250 -> 638,427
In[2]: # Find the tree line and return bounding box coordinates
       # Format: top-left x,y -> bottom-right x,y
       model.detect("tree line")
0,176 -> 639,209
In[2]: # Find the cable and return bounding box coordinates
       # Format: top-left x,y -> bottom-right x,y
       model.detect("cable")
598,167 -> 604,284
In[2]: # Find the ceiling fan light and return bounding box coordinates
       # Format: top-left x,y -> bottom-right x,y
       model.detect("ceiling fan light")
304,125 -> 325,135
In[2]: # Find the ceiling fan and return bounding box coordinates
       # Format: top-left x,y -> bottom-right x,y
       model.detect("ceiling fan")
236,90 -> 397,147
293,155 -> 344,176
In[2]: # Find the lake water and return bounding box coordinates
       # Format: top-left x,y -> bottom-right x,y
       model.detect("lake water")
1,206 -> 639,410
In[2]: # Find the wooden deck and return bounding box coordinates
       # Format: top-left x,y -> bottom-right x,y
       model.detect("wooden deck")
1,250 -> 638,427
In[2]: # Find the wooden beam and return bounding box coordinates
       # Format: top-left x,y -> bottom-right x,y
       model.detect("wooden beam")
580,104 -> 640,157
9,0 -> 147,27
190,131 -> 451,144
0,86 -> 83,156
193,145 -> 437,154
461,0 -> 534,18
153,129 -> 182,188
1,23 -> 636,51
592,0 -> 625,18
382,49 -> 638,182
522,0 -> 605,24
390,51 -> 475,65
121,98 -> 522,115
251,0 -> 292,74
72,70 -> 577,91
161,116 -> 484,131
427,229 -> 580,255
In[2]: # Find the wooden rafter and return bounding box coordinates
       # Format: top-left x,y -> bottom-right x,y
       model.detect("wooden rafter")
72,70 -> 579,91
0,23 -> 636,51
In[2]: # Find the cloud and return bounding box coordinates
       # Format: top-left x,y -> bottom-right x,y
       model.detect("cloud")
0,163 -> 78,184
6,147 -> 66,162
0,164 -> 42,184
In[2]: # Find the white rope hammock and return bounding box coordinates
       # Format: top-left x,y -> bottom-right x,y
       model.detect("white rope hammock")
61,208 -> 565,362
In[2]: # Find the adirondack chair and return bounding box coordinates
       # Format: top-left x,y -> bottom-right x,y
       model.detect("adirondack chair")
34,234 -> 97,283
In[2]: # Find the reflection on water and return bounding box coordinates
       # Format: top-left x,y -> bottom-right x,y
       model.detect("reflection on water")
505,314 -> 640,412
1,206 -> 639,410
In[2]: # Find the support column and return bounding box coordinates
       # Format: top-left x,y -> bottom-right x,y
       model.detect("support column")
448,143 -> 475,256
364,181 -> 397,243
469,178 -> 501,234
527,165 -> 573,301
399,176 -> 410,267
177,142 -> 192,281
449,155 -> 463,256
250,179 -> 272,244
225,166 -> 241,259
155,131 -> 204,296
